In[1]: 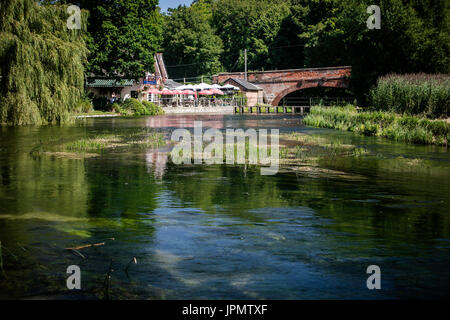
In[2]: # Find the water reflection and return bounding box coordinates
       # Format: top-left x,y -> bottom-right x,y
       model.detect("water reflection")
145,150 -> 169,180
0,114 -> 449,299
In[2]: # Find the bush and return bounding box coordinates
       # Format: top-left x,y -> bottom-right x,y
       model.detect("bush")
117,99 -> 165,116
120,98 -> 148,116
369,74 -> 450,118
142,101 -> 165,115
76,96 -> 94,113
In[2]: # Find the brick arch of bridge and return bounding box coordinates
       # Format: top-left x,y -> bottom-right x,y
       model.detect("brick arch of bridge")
269,81 -> 345,106
270,82 -> 316,106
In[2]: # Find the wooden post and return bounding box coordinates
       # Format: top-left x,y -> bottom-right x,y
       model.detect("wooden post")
244,49 -> 248,81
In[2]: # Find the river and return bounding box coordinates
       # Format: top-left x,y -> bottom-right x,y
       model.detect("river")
0,114 -> 449,299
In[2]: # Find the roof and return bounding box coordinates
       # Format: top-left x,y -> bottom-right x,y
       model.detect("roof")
225,78 -> 262,91
86,79 -> 134,88
164,79 -> 183,89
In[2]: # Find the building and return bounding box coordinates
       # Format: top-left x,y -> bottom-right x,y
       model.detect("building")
222,78 -> 263,107
85,78 -> 141,101
86,53 -> 171,103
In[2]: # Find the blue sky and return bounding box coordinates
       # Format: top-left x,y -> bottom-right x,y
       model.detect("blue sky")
159,0 -> 193,12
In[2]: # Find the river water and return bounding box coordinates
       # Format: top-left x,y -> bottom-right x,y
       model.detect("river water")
0,114 -> 449,299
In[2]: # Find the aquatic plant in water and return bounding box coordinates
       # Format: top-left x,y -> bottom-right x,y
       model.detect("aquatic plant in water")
304,105 -> 449,145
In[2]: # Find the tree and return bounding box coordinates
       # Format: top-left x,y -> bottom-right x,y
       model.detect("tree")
162,0 -> 223,80
212,0 -> 290,72
0,0 -> 88,125
81,0 -> 163,79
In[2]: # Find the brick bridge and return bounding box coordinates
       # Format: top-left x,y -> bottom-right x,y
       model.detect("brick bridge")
213,66 -> 351,106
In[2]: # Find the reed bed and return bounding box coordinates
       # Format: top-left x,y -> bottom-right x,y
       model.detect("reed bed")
369,73 -> 450,118
304,105 -> 449,146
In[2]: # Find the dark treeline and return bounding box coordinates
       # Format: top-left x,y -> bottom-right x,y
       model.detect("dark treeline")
162,0 -> 449,102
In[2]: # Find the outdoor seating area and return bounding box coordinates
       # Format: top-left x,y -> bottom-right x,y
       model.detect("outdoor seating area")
146,82 -> 245,108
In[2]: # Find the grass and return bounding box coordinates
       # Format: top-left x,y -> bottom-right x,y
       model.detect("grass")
278,132 -> 359,166
64,130 -> 166,153
65,139 -> 107,153
304,105 -> 449,146
169,130 -> 367,168
29,129 -> 167,158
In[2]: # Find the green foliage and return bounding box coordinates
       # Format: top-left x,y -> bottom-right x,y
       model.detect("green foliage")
162,0 -> 224,79
369,74 -> 450,118
212,0 -> 291,72
66,139 -> 107,153
77,95 -> 94,114
63,129 -> 165,153
304,105 -> 450,145
286,0 -> 448,102
81,0 -> 163,79
117,98 -> 164,116
163,0 -> 449,102
0,0 -> 88,125
142,101 -> 164,115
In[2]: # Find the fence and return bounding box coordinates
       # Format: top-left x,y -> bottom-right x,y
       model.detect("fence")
279,96 -> 356,106
157,96 -> 246,108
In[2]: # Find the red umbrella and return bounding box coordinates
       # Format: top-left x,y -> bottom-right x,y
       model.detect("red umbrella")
199,89 -> 214,95
210,88 -> 224,95
147,88 -> 162,94
160,89 -> 175,95
181,90 -> 197,99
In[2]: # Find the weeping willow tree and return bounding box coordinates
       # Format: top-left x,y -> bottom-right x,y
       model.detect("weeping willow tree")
0,0 -> 88,126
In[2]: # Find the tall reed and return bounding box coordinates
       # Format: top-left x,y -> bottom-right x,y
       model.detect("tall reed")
304,105 -> 449,146
369,73 -> 450,118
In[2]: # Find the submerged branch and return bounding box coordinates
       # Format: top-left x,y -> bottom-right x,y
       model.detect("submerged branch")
65,238 -> 115,251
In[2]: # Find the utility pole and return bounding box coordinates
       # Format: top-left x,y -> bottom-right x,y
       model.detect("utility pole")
244,49 -> 248,81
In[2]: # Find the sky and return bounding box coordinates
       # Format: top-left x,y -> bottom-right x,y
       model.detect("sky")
159,0 -> 193,12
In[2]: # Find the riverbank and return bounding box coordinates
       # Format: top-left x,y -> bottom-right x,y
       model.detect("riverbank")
74,111 -> 120,118
303,105 -> 449,146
